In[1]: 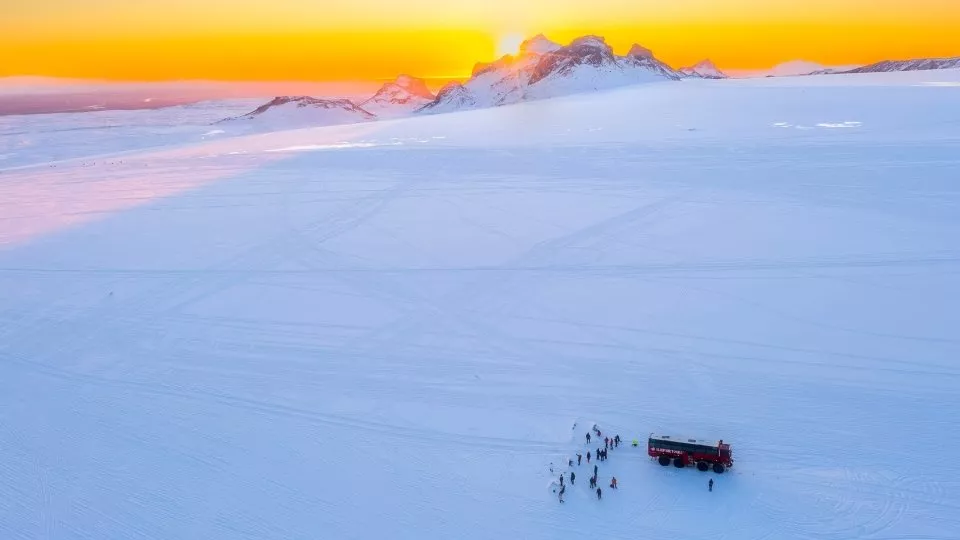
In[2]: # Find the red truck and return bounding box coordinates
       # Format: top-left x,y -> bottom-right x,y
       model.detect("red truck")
648,434 -> 733,473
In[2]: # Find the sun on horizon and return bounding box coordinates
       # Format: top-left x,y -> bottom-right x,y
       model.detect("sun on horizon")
2,0 -> 959,81
496,33 -> 526,57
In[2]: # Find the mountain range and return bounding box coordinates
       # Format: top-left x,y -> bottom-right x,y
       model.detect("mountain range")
226,34 -> 696,127
224,36 -> 960,129
843,56 -> 960,73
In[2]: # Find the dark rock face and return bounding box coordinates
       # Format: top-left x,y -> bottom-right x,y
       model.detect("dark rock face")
623,45 -> 682,80
418,83 -> 475,112
244,97 -> 373,119
528,36 -> 618,86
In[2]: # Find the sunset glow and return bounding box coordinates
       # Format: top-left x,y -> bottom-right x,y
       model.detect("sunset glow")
497,34 -> 527,57
3,0 -> 958,81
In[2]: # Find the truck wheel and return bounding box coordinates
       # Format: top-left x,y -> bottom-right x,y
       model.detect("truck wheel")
673,458 -> 685,468
713,463 -> 725,474
697,461 -> 709,472
658,456 -> 671,466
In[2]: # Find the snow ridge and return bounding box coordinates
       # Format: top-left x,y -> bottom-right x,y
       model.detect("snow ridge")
221,96 -> 375,131
843,56 -> 960,73
678,59 -> 728,79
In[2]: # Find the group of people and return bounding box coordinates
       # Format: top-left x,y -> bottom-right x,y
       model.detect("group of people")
557,425 -> 621,503
557,424 -> 718,503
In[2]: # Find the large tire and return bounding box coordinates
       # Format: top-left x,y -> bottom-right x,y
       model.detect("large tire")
673,458 -> 686,468
658,455 -> 671,466
697,461 -> 709,472
713,463 -> 726,474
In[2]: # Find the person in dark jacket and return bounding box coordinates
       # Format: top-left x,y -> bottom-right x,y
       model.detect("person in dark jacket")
570,472 -> 576,485
594,464 -> 598,477
577,453 -> 582,465
596,487 -> 602,500
589,476 -> 596,489
559,484 -> 566,503
586,451 -> 591,463
559,474 -> 564,487
709,479 -> 714,492
586,433 -> 591,444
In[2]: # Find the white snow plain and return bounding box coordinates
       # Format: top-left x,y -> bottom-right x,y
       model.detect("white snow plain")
1,70 -> 959,540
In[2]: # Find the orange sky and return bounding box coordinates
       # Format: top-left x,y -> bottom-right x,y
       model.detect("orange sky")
2,0 -> 959,81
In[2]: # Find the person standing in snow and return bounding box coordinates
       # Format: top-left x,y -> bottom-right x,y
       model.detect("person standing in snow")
586,433 -> 591,444
615,435 -> 621,447
596,487 -> 602,500
569,459 -> 574,467
570,472 -> 576,485
605,437 -> 609,449
559,485 -> 566,503
709,479 -> 714,492
559,474 -> 564,487
589,476 -> 596,489
577,453 -> 582,466
611,477 -> 618,489
587,451 -> 591,463
597,448 -> 602,461
594,464 -> 598,477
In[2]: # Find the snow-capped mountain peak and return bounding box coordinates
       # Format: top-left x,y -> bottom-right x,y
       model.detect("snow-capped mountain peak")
241,96 -> 373,118
767,60 -> 828,77
222,96 -> 375,131
622,43 -> 682,80
519,34 -> 562,56
627,44 -> 655,60
678,59 -> 728,79
421,34 -> 681,114
528,35 -> 618,85
391,75 -> 435,99
361,75 -> 435,117
426,82 -> 476,111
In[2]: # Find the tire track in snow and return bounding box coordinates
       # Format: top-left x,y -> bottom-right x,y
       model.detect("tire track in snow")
4,352 -> 566,455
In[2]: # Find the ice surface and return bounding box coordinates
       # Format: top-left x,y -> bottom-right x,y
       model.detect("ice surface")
1,71 -> 959,540
0,99 -> 262,169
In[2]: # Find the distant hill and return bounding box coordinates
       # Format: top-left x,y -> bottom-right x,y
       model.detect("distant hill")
677,60 -> 728,79
843,57 -> 960,73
